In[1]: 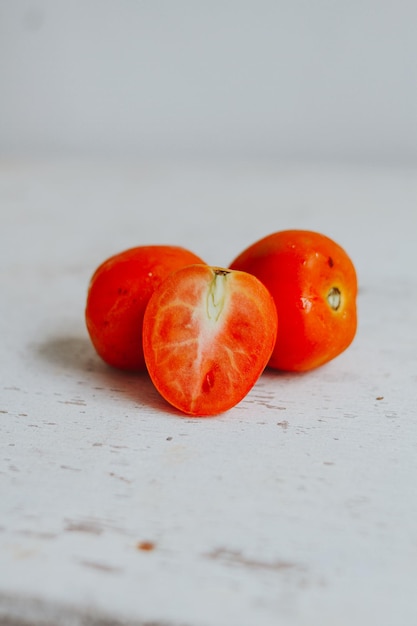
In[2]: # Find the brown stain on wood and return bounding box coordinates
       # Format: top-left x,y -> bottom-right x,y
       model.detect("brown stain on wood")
136,540 -> 156,551
65,520 -> 103,535
80,560 -> 122,574
206,547 -> 300,572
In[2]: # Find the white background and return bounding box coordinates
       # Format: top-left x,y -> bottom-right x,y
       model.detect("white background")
1,4 -> 417,626
1,0 -> 416,163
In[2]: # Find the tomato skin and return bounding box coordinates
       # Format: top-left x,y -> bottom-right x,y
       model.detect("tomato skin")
143,265 -> 278,416
229,230 -> 357,371
85,245 -> 205,370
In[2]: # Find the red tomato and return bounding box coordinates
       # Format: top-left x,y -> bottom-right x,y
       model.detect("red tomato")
85,245 -> 205,370
142,264 -> 278,416
230,230 -> 357,371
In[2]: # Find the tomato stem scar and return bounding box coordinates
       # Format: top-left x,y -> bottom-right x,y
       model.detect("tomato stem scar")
327,287 -> 341,310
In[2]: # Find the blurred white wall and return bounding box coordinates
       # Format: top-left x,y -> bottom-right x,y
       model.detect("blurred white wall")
0,0 -> 416,163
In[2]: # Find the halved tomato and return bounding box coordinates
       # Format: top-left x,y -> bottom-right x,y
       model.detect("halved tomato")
143,264 -> 278,416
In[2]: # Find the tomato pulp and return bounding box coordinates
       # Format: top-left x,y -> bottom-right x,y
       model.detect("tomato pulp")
230,230 -> 357,371
85,245 -> 205,370
143,264 -> 278,416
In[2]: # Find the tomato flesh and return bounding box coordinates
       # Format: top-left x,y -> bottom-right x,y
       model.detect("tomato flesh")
143,265 -> 278,416
230,230 -> 357,371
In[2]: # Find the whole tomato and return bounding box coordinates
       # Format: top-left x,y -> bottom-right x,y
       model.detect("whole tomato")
229,230 -> 357,371
85,245 -> 205,370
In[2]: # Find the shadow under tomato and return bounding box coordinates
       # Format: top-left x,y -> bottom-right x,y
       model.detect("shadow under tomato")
33,333 -> 180,415
262,366 -> 311,381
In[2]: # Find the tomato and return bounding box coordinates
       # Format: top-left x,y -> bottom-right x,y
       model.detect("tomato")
85,245 -> 205,370
229,230 -> 357,371
142,264 -> 278,416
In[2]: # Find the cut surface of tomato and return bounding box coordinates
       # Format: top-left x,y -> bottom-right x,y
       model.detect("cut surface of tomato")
85,245 -> 205,370
143,265 -> 278,416
230,230 -> 357,371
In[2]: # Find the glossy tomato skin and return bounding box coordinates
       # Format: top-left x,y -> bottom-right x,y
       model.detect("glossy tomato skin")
230,230 -> 357,371
143,265 -> 278,416
85,245 -> 205,370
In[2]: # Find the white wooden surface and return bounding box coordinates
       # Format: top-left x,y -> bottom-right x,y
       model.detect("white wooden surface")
1,158 -> 416,626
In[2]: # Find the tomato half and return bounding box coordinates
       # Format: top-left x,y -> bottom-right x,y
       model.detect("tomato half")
143,264 -> 278,416
85,245 -> 205,370
230,230 -> 357,371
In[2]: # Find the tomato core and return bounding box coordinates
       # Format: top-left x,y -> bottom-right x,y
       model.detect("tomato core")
207,269 -> 230,322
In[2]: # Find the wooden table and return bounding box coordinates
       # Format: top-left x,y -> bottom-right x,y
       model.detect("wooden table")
1,158 -> 416,626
